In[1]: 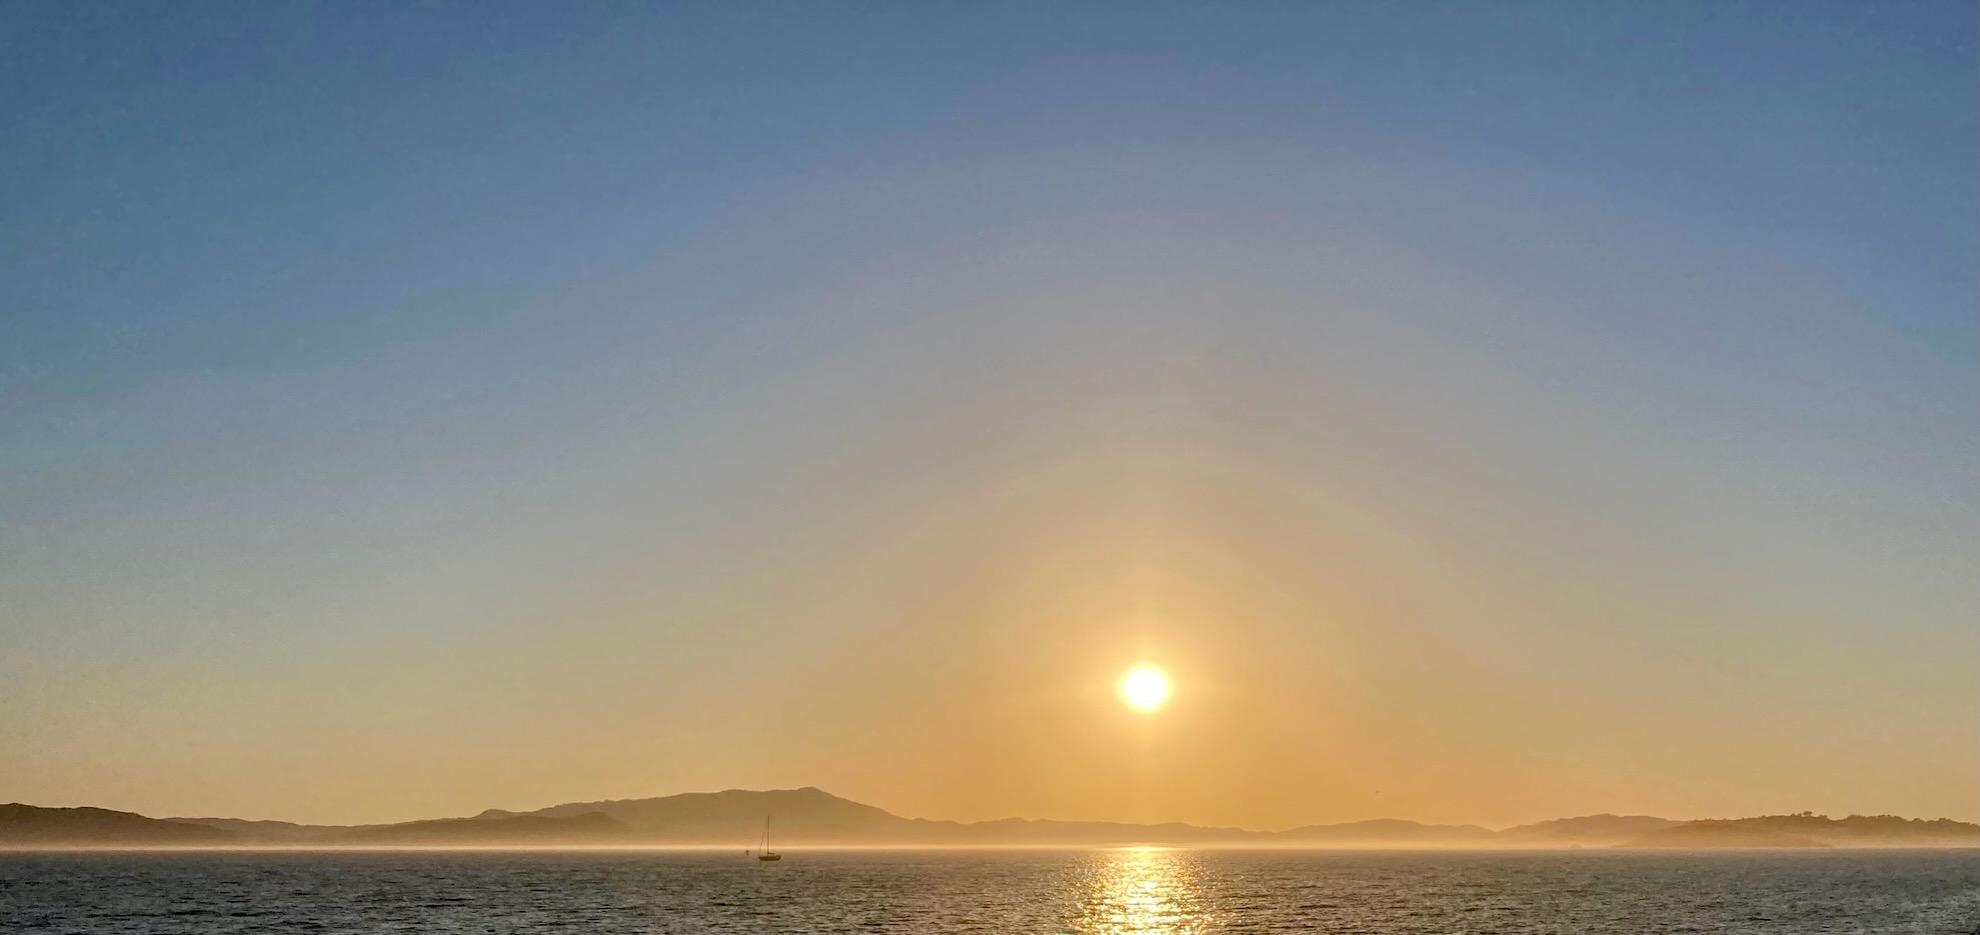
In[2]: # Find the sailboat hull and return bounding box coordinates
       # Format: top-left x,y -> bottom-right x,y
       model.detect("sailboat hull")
756,854 -> 781,861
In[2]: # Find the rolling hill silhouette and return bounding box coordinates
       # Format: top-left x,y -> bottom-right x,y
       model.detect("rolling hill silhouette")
0,804 -> 235,846
480,787 -> 1498,846
1497,814 -> 1680,844
1620,821 -> 1828,848
4,791 -> 1975,848
335,812 -> 633,846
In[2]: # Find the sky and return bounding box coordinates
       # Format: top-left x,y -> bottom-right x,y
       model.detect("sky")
2,1 -> 1975,830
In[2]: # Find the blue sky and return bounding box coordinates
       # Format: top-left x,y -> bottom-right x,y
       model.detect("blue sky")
2,2 -> 1974,826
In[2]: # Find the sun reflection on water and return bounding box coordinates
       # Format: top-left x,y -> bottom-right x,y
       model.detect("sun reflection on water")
1067,847 -> 1210,935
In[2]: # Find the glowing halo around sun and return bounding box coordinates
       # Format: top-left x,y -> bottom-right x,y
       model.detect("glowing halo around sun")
1117,663 -> 1173,713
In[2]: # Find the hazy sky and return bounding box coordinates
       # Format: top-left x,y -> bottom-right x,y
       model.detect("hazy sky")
3,2 -> 1975,830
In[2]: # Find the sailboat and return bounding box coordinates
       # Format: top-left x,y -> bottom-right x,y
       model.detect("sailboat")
756,815 -> 782,861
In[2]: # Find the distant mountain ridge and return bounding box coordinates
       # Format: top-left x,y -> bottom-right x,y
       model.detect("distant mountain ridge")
476,788 -> 1499,846
0,804 -> 234,846
1617,814 -> 1980,849
3,791 -> 1974,849
1497,814 -> 1680,844
1620,820 -> 1827,849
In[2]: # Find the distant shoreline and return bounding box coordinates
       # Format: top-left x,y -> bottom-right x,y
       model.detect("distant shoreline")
6,844 -> 1980,853
7,791 -> 1978,851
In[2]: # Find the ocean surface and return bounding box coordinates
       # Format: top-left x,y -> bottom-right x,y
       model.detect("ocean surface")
2,848 -> 1976,934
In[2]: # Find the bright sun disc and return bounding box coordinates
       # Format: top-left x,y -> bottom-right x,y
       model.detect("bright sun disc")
1117,664 -> 1173,712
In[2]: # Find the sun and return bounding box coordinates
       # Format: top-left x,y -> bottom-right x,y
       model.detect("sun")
1117,663 -> 1173,713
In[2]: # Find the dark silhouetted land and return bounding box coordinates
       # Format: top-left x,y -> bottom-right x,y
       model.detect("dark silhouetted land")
3,790 -> 1974,849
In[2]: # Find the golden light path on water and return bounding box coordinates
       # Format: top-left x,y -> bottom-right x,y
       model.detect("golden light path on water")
1069,847 -> 1210,935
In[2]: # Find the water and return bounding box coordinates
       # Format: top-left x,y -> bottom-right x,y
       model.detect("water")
2,848 -> 1976,933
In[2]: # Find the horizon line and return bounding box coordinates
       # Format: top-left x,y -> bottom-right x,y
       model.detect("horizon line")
11,787 -> 1977,834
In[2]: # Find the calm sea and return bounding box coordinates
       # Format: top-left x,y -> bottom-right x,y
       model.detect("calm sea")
2,848 -> 1976,933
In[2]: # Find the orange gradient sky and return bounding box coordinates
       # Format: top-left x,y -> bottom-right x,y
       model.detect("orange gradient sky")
4,5 -> 1975,829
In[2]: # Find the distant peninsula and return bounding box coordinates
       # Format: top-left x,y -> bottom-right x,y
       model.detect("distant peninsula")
3,791 -> 1975,849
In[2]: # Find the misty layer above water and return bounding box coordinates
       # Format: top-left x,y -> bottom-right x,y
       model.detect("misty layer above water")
4,848 -> 1976,934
